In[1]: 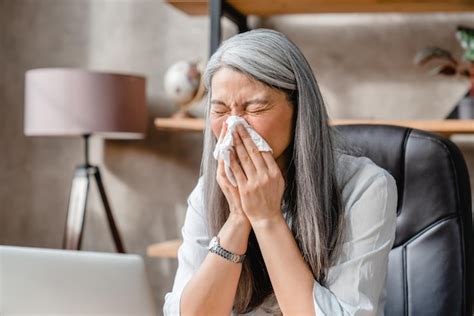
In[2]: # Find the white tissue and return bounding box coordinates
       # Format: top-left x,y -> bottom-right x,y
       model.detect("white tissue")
213,116 -> 273,187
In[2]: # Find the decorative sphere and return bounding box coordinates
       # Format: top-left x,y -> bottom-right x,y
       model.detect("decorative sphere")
164,61 -> 201,105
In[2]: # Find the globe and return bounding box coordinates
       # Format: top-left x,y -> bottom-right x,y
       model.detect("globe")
164,61 -> 205,118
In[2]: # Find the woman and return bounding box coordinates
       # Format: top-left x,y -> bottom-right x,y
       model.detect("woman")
164,29 -> 397,316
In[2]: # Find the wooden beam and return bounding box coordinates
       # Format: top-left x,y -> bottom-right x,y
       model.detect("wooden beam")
166,1 -> 208,15
155,117 -> 206,132
166,0 -> 474,16
154,117 -> 474,136
333,119 -> 474,136
147,239 -> 183,258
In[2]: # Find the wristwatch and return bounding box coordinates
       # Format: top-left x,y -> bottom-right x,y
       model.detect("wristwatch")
208,236 -> 246,263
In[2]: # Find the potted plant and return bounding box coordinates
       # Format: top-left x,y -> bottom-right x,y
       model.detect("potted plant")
414,25 -> 474,118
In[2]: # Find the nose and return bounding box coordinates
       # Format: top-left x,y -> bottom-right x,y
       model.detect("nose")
230,109 -> 244,117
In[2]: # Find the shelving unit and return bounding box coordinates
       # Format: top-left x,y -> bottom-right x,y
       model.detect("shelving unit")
159,0 -> 474,136
166,0 -> 474,55
160,0 -> 474,130
159,0 -> 474,135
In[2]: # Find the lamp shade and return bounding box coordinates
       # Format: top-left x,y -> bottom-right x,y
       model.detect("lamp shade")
24,68 -> 147,139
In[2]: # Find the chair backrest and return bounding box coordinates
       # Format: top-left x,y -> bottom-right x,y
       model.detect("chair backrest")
336,124 -> 472,316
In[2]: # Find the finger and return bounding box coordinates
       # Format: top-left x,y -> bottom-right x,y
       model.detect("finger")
261,151 -> 281,175
217,121 -> 227,143
235,124 -> 268,173
232,129 -> 256,179
230,149 -> 247,186
217,157 -> 227,179
215,122 -> 227,172
217,158 -> 236,191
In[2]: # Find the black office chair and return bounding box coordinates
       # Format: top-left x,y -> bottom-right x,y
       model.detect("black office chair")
336,124 -> 472,316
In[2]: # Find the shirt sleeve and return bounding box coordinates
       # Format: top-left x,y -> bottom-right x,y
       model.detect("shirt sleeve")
313,172 -> 398,316
163,177 -> 210,316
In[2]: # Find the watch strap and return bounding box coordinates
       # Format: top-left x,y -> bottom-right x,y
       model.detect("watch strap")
209,236 -> 246,263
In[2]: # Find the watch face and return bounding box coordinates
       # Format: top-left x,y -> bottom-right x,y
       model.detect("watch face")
208,236 -> 218,250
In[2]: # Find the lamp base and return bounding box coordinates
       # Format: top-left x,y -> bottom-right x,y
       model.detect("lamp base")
63,164 -> 126,253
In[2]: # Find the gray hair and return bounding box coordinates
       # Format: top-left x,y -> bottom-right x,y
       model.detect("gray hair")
200,28 -> 355,314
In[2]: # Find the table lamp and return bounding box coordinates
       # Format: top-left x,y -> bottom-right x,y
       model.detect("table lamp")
24,68 -> 148,253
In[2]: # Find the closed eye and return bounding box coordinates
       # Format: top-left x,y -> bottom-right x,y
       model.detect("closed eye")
211,107 -> 229,115
210,101 -> 229,114
246,109 -> 264,114
246,103 -> 272,113
210,98 -> 272,114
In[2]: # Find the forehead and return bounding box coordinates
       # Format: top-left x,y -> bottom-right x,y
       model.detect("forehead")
210,67 -> 275,100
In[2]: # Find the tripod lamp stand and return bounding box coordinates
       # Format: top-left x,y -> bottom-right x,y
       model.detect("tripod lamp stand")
24,68 -> 147,253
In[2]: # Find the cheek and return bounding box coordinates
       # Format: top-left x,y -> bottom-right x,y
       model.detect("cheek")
244,118 -> 278,153
210,115 -> 227,139
245,116 -> 293,158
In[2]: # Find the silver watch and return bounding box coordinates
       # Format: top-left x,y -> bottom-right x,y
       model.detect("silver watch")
208,236 -> 246,263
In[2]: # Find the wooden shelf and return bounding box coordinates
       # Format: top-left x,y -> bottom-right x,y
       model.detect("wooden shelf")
334,119 -> 474,136
155,117 -> 474,136
155,117 -> 205,132
147,239 -> 182,258
166,0 -> 474,16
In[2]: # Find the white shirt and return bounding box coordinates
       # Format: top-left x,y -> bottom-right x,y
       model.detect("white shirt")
164,153 -> 398,316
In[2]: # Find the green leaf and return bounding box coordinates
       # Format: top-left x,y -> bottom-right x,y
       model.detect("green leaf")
456,25 -> 474,62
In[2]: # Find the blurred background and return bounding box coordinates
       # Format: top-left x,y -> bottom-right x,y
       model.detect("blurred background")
1,0 -> 474,313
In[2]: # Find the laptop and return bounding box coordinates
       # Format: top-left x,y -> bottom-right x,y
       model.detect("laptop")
0,246 -> 158,315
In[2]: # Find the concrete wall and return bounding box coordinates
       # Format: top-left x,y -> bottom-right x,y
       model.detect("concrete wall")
1,0 -> 473,313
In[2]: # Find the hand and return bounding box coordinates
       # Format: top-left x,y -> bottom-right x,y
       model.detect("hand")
215,122 -> 251,228
230,124 -> 285,226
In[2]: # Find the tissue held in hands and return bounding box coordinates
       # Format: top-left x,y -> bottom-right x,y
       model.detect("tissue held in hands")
213,116 -> 273,187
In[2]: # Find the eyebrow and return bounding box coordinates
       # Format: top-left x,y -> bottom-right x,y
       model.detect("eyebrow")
210,98 -> 269,107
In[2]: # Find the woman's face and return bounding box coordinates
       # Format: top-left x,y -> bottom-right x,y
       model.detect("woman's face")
210,67 -> 294,170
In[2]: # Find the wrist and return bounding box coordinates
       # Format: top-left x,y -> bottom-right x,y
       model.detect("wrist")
227,213 -> 252,232
250,212 -> 286,231
218,213 -> 251,255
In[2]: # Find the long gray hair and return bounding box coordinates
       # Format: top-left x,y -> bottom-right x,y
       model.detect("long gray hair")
200,29 -> 353,314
